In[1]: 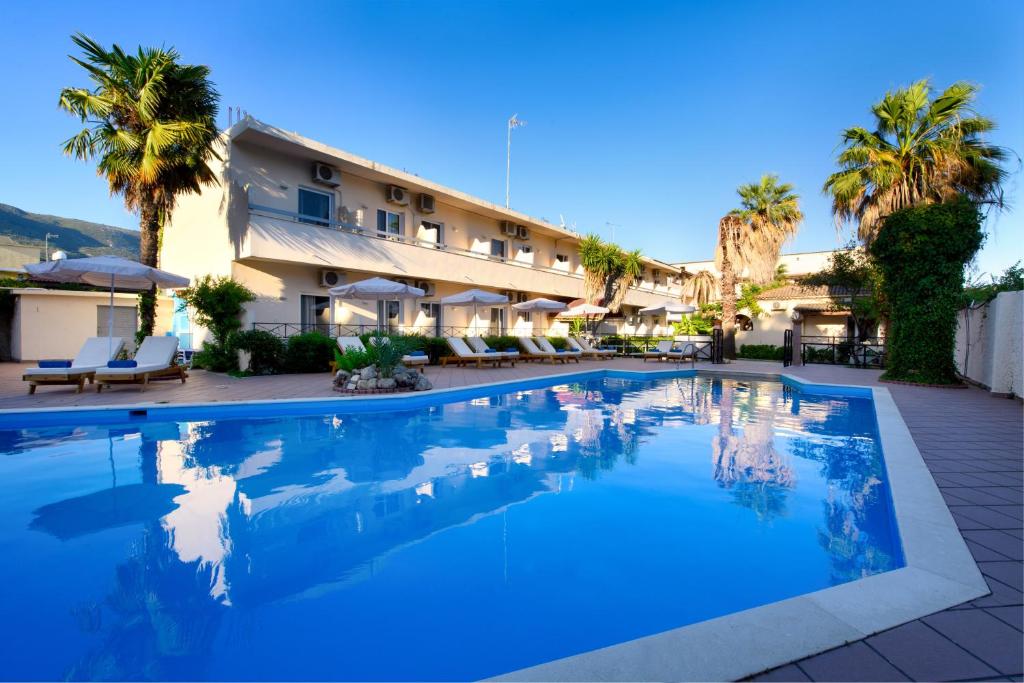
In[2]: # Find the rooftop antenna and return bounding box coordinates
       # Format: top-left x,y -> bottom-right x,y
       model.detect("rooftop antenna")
605,222 -> 621,242
506,113 -> 527,209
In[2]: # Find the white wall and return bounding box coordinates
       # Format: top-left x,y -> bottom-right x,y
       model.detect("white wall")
955,290 -> 1023,397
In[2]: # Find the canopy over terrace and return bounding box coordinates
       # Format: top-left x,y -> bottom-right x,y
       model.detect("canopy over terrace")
328,277 -> 425,331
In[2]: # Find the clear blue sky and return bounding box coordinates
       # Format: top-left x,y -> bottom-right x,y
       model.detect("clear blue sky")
2,1 -> 1022,276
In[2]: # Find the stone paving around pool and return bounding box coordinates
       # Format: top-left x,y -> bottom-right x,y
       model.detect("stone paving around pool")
1,358 -> 1021,681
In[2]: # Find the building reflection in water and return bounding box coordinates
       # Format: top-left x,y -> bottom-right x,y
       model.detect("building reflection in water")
12,376 -> 900,679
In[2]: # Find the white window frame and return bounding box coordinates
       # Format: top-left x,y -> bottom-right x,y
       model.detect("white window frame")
377,209 -> 404,238
298,186 -> 334,227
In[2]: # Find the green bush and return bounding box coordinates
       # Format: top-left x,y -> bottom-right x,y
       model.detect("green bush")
177,275 -> 256,373
191,340 -> 238,372
738,344 -> 784,361
365,331 -> 410,377
546,336 -> 569,351
283,331 -> 335,373
229,330 -> 285,375
483,335 -> 521,352
870,198 -> 984,384
336,348 -> 372,372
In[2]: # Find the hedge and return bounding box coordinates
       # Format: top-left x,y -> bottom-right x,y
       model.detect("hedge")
737,344 -> 784,361
869,197 -> 984,385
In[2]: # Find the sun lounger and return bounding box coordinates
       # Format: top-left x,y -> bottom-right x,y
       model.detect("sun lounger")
95,336 -> 186,392
467,337 -> 518,366
22,337 -> 125,394
666,342 -> 698,366
642,340 -> 676,361
535,337 -> 581,363
567,336 -> 614,360
362,335 -> 429,372
518,337 -> 571,364
441,337 -> 502,368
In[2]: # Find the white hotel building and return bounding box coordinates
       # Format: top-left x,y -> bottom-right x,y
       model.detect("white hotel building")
161,119 -> 687,342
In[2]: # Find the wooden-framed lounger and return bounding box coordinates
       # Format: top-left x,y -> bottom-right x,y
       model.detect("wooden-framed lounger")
534,337 -> 581,363
440,337 -> 503,368
22,337 -> 125,394
566,336 -> 614,360
518,337 -> 569,364
642,340 -> 675,362
95,336 -> 187,392
362,335 -> 430,373
467,337 -> 518,367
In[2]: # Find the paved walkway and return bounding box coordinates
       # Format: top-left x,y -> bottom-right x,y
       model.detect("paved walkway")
2,359 -> 1021,681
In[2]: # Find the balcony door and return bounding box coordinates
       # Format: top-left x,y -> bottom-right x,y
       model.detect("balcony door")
421,220 -> 443,248
488,307 -> 506,335
377,299 -> 401,332
300,294 -> 331,333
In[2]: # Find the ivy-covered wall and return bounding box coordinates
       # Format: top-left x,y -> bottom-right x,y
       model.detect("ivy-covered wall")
869,198 -> 984,384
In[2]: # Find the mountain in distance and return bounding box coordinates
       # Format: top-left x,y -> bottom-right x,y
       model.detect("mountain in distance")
0,202 -> 139,260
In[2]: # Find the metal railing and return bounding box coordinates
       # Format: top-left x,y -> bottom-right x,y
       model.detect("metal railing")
248,204 -> 680,296
800,335 -> 886,368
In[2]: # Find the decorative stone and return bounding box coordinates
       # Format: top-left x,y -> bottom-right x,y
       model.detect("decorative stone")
333,370 -> 351,388
359,366 -> 377,380
377,378 -> 396,390
395,372 -> 416,388
356,379 -> 370,390
414,376 -> 432,391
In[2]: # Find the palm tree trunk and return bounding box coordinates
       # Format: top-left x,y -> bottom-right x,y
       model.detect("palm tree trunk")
719,221 -> 738,360
137,200 -> 161,339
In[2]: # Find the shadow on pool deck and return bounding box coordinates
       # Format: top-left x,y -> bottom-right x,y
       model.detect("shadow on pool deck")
1,358 -> 1020,681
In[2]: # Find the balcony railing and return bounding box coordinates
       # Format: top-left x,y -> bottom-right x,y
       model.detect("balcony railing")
248,204 -> 677,295
800,335 -> 886,368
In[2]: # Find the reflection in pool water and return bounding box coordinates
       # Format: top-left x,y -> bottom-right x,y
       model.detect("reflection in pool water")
0,376 -> 902,681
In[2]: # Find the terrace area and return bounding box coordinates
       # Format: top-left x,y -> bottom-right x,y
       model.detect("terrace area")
0,358 -> 1020,681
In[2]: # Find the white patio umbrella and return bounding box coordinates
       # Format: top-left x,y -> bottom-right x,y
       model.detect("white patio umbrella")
440,288 -> 509,335
557,302 -> 610,336
511,297 -> 568,312
25,255 -> 190,356
328,276 -> 425,332
638,301 -> 697,315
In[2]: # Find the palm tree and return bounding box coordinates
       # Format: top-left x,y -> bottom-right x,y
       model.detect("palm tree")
608,249 -> 643,312
716,174 -> 802,358
683,269 -> 718,307
59,33 -> 220,335
578,234 -> 610,304
824,79 -> 1008,244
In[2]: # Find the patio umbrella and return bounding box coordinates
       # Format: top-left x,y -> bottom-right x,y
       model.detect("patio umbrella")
511,297 -> 568,312
328,277 -> 425,332
440,288 -> 509,335
25,255 -> 190,356
638,301 -> 697,315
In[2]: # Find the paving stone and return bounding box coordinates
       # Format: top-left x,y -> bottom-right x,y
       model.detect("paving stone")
964,530 -> 1024,561
972,576 -> 1024,608
968,540 -> 1014,561
985,606 -> 1024,632
796,641 -> 910,681
866,621 -> 999,681
923,609 -> 1024,675
954,506 -> 1023,530
980,562 -> 1024,591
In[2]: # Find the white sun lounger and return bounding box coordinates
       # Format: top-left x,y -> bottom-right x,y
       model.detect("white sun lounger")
22,336 -> 125,394
95,336 -> 186,392
666,342 -> 698,366
566,336 -> 614,360
519,337 -> 572,364
642,340 -> 676,361
467,337 -> 519,365
535,337 -> 581,362
441,337 -> 502,368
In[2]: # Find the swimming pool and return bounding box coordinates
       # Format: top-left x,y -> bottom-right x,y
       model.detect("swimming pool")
0,374 -> 903,681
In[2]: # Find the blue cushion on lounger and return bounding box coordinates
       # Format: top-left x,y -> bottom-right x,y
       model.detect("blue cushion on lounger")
107,360 -> 137,368
556,349 -> 566,353
484,348 -> 497,353
409,350 -> 426,356
505,348 -> 518,353
38,360 -> 72,368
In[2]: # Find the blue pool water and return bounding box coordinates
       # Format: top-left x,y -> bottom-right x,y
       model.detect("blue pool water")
0,375 -> 902,681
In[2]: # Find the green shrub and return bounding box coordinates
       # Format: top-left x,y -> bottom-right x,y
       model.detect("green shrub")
546,336 -> 569,351
483,335 -> 521,352
336,347 -> 372,372
229,330 -> 285,375
365,331 -> 410,377
283,332 -> 335,373
191,340 -> 238,372
177,275 -> 256,373
738,344 -> 784,361
870,198 -> 984,384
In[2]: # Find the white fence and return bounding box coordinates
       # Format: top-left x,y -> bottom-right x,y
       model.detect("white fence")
955,290 -> 1023,397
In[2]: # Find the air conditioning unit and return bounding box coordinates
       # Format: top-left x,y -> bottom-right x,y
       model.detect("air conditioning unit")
418,193 -> 436,214
312,163 -> 340,187
516,292 -> 529,303
395,278 -> 410,286
414,280 -> 436,296
386,185 -> 410,205
772,301 -> 785,311
500,220 -> 518,236
319,269 -> 344,288
516,225 -> 530,240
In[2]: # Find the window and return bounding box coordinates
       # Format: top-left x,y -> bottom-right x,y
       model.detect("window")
420,302 -> 440,319
300,294 -> 331,332
421,220 -> 443,247
520,311 -> 532,323
488,307 -> 506,335
377,209 -> 403,238
555,253 -> 569,264
490,239 -> 507,260
519,244 -> 533,254
377,299 -> 401,332
298,187 -> 332,226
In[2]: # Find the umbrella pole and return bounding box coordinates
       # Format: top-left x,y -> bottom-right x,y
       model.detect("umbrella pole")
108,274 -> 115,357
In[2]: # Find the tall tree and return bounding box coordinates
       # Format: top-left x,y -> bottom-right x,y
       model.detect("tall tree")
607,249 -> 643,312
59,33 -> 220,336
823,79 -> 1008,244
579,234 -> 612,304
683,269 -> 719,307
715,175 -> 803,358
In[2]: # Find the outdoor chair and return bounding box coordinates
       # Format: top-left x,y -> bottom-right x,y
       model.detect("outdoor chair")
94,336 -> 186,392
22,336 -> 125,394
441,337 -> 503,368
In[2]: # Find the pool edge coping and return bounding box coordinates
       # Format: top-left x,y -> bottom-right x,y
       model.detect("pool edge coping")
0,367 -> 989,682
